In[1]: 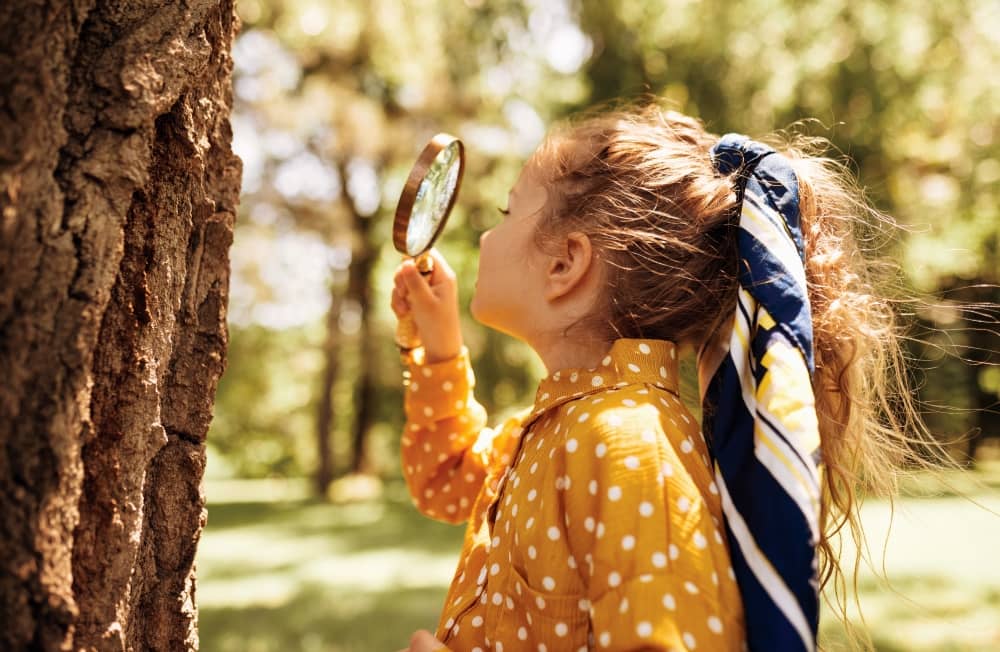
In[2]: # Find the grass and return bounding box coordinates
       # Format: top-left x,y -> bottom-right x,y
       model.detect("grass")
197,467 -> 1000,652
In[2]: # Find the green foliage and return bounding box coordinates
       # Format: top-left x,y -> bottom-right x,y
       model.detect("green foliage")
211,324 -> 324,477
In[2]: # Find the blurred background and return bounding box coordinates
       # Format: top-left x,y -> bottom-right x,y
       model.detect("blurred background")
196,0 -> 1000,650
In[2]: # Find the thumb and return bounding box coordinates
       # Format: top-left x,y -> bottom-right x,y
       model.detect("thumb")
400,261 -> 436,308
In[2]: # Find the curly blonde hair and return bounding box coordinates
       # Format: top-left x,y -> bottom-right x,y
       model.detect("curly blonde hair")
526,100 -> 948,649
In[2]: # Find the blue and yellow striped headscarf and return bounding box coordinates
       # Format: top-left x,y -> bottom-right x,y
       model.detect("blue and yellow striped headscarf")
697,134 -> 823,651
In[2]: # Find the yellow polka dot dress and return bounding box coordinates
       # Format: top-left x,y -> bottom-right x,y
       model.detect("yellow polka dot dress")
401,338 -> 746,651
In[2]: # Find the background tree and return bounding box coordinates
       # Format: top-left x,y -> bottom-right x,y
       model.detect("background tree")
0,1 -> 240,649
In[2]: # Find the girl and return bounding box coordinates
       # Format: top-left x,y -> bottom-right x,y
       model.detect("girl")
391,103 -> 921,652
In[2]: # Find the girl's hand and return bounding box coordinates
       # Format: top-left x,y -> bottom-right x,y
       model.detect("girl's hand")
394,629 -> 447,652
391,248 -> 463,363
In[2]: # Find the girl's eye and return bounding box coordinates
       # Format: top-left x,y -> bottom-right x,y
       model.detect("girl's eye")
496,206 -> 510,217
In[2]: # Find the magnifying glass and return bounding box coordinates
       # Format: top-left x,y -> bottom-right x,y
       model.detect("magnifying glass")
392,133 -> 465,357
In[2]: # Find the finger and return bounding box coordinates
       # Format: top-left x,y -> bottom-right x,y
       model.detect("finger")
390,288 -> 411,317
400,260 -> 436,307
408,630 -> 443,652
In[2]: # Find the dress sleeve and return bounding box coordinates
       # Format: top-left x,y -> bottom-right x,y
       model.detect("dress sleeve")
557,401 -> 738,651
401,345 -> 522,525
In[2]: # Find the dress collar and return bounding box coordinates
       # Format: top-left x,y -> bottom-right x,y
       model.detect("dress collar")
526,338 -> 680,423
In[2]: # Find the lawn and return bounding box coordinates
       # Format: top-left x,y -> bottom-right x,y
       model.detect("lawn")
197,466 -> 1000,652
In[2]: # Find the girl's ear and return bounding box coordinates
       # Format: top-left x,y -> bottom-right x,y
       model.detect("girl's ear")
543,232 -> 594,302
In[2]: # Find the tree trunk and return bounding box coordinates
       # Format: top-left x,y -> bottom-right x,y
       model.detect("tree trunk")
0,1 -> 240,650
315,275 -> 344,496
346,195 -> 375,476
350,270 -> 376,475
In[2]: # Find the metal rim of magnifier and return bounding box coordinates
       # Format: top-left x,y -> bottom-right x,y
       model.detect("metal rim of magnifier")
392,133 -> 465,256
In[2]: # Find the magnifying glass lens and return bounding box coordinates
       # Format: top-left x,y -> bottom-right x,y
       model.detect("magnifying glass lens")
406,141 -> 462,255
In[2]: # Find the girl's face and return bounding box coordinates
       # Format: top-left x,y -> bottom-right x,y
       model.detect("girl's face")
470,162 -> 550,339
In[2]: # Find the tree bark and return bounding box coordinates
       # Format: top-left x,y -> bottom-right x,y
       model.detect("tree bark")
0,1 -> 240,650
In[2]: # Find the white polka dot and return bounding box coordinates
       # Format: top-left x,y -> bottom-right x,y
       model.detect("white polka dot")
592,375 -> 604,387
627,363 -> 641,373
622,535 -> 636,550
555,622 -> 568,636
641,429 -> 656,443
584,517 -> 595,532
421,367 -> 432,378
495,642 -> 502,652
517,626 -> 527,640
445,617 -> 455,628
547,526 -> 560,540
662,593 -> 676,610
659,366 -> 668,378
652,551 -> 667,568
543,576 -> 556,590
607,485 -> 622,501
491,563 -> 500,575
528,545 -> 537,559
619,597 -> 629,613
669,544 -> 680,560
578,412 -> 590,423
638,343 -> 651,354
588,479 -> 598,495
492,592 -> 503,605
684,581 -> 699,594
566,438 -> 578,452
527,488 -> 537,501
570,372 -> 579,382
526,517 -> 535,529
728,566 -> 736,580
536,595 -> 546,609
683,632 -> 697,648
680,438 -> 694,453
578,598 -> 590,611
596,522 -> 606,538
637,621 -> 653,637
714,529 -> 724,544
709,481 -> 719,494
623,456 -> 640,469
639,501 -> 654,517
677,496 -> 691,512
595,443 -> 607,458
599,631 -> 611,647
410,382 -> 419,392
661,462 -> 674,477
608,571 -> 621,587
602,355 -> 612,366
607,414 -> 623,426
567,556 -> 577,569
423,406 -> 434,417
472,615 -> 483,626
693,531 -> 708,549
622,398 -> 637,407
708,616 -> 723,633
442,380 -> 453,391
530,462 -> 538,474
